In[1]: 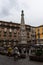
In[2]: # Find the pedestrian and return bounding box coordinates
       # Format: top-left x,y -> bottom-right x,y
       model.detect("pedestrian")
7,47 -> 12,57
13,47 -> 20,60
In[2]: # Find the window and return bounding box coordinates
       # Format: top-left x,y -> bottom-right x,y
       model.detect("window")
9,32 -> 12,34
38,34 -> 40,39
4,28 -> 7,32
14,29 -> 17,33
38,32 -> 40,35
5,23 -> 7,25
0,31 -> 1,33
14,32 -> 16,34
28,28 -> 31,31
3,42 -> 6,44
42,32 -> 43,34
9,35 -> 12,37
4,34 -> 6,37
27,36 -> 29,38
4,32 -> 7,37
31,35 -> 35,37
14,35 -> 16,37
27,33 -> 29,35
4,31 -> 7,33
9,32 -> 12,37
10,24 -> 12,26
0,22 -> 1,25
9,28 -> 12,32
9,31 -> 12,35
0,34 -> 1,37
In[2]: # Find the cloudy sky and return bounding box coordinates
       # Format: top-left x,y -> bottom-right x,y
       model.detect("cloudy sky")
0,0 -> 43,26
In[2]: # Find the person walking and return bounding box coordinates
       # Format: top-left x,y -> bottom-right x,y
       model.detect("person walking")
13,47 -> 20,60
7,47 -> 12,57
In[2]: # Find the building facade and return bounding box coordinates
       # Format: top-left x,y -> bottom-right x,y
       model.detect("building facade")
0,10 -> 43,48
35,25 -> 43,44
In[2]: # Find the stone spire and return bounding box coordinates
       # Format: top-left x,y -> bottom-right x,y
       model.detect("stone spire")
21,10 -> 25,24
19,10 -> 27,46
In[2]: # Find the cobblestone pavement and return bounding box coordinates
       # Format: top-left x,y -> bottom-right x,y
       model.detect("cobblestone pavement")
0,55 -> 43,65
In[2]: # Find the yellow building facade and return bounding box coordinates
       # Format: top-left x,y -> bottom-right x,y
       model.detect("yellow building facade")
35,25 -> 43,44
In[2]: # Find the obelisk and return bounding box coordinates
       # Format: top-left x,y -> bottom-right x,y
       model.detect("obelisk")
20,10 -> 27,46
